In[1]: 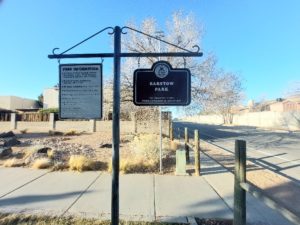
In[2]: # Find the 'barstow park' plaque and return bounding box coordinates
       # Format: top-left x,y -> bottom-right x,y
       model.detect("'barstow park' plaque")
59,64 -> 102,119
133,61 -> 191,106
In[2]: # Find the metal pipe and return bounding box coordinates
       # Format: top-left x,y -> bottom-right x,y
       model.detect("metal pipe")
111,26 -> 121,225
48,52 -> 203,59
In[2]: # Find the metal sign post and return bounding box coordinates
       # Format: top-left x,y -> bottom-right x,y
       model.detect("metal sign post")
48,25 -> 202,225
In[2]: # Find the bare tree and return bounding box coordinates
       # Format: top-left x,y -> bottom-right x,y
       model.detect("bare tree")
283,80 -> 300,98
106,11 -> 243,122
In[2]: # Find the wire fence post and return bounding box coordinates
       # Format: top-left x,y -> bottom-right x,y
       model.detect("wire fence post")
234,140 -> 247,225
194,129 -> 200,176
184,127 -> 190,163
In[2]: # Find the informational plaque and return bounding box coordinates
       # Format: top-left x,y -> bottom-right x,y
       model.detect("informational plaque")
133,61 -> 191,106
59,64 -> 102,119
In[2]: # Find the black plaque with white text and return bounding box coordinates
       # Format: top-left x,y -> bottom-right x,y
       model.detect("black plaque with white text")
133,61 -> 191,106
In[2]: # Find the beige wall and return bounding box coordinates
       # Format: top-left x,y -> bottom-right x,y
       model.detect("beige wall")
0,96 -> 38,110
184,111 -> 300,131
43,88 -> 59,109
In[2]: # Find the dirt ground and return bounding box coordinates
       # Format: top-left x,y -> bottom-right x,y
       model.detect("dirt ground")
0,129 -> 177,174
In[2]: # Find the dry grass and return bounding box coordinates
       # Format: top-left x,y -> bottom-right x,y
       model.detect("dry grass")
3,158 -> 22,167
32,158 -> 52,169
108,159 -> 158,174
68,155 -> 98,172
0,213 -> 185,225
170,140 -> 180,151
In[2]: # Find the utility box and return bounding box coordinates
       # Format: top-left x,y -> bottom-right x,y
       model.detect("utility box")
175,149 -> 187,175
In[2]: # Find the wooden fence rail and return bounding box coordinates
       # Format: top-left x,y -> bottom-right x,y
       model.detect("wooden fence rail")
234,140 -> 300,225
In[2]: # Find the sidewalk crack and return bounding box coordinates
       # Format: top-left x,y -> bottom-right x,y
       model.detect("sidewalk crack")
61,172 -> 101,216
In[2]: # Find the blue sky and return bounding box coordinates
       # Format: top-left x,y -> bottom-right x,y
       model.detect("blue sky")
0,0 -> 300,103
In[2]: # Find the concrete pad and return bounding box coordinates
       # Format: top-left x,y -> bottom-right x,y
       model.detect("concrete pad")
0,167 -> 48,197
67,174 -> 155,221
203,157 -> 294,225
0,170 -> 99,215
155,174 -> 232,222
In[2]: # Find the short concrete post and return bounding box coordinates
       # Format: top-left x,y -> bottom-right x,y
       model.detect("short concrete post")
194,130 -> 200,176
234,140 -> 247,225
10,113 -> 17,130
184,127 -> 190,163
90,119 -> 96,132
49,113 -> 56,130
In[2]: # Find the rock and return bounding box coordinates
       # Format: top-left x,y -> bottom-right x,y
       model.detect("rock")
0,131 -> 15,138
37,147 -> 51,154
2,137 -> 21,147
0,147 -> 12,157
99,143 -> 112,148
49,130 -> 64,136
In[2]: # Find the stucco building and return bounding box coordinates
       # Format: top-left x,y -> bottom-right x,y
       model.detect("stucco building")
43,87 -> 59,109
0,96 -> 38,111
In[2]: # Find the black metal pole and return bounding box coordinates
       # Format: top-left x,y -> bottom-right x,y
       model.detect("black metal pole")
112,26 -> 121,225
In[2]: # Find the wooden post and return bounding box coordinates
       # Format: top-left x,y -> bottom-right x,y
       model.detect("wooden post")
194,129 -> 200,176
170,120 -> 173,140
184,127 -> 190,163
234,140 -> 246,225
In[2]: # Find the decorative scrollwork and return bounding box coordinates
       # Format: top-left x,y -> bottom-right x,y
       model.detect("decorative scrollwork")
121,26 -> 201,53
52,48 -> 60,55
192,45 -> 200,53
51,27 -> 114,55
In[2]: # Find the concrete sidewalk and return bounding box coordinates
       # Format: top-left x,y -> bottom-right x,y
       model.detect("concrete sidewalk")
0,167 -> 231,223
0,156 -> 295,225
199,153 -> 295,225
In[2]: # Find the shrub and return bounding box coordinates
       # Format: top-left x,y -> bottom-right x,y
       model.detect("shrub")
38,108 -> 58,114
68,155 -> 97,172
32,158 -> 52,169
132,134 -> 160,163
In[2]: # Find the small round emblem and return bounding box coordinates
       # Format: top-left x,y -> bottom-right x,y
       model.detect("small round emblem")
154,63 -> 169,78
